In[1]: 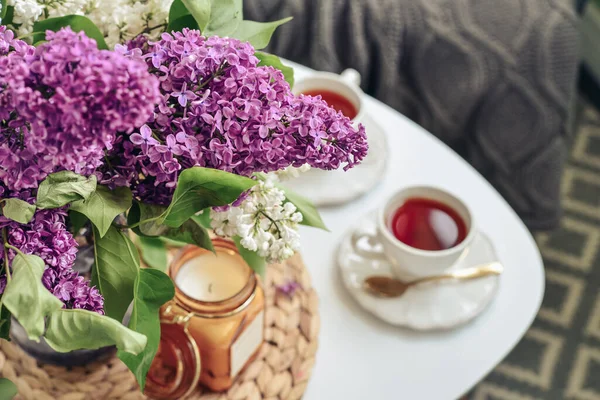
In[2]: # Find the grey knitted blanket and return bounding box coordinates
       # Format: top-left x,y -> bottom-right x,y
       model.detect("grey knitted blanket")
245,0 -> 579,230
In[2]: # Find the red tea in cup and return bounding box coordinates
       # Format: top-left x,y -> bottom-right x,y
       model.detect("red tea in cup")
301,89 -> 358,119
390,197 -> 467,251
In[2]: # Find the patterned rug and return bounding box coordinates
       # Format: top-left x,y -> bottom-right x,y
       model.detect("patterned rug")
472,101 -> 600,399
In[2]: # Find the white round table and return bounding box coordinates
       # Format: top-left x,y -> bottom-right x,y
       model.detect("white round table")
288,63 -> 546,400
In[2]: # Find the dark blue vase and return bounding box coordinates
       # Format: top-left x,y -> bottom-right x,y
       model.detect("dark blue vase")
10,319 -> 115,367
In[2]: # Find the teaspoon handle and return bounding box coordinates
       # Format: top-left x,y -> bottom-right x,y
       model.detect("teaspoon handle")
408,262 -> 504,288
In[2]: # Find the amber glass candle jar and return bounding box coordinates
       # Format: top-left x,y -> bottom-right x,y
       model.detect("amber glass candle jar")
145,239 -> 265,399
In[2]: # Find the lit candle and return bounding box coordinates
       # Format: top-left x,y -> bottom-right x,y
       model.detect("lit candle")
174,248 -> 249,302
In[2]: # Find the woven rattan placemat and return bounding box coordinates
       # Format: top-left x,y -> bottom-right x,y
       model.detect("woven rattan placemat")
0,254 -> 319,400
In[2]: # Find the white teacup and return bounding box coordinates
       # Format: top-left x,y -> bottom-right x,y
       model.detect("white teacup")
292,68 -> 365,126
377,186 -> 476,279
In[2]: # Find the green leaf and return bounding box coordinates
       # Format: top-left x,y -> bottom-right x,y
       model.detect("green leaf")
2,5 -> 13,26
160,237 -> 187,248
168,0 -> 190,22
167,0 -> 199,32
202,0 -> 243,37
127,202 -> 140,224
2,253 -> 63,341
129,202 -> 181,240
181,0 -> 211,32
137,236 -> 168,272
1,198 -> 36,224
93,226 -> 139,322
163,167 -> 255,228
192,210 -> 212,229
44,309 -> 147,354
136,203 -> 169,237
70,185 -> 132,238
161,218 -> 214,252
0,306 -> 11,341
118,269 -> 174,391
231,17 -> 292,49
280,185 -> 328,231
32,15 -> 108,49
255,51 -> 294,87
167,14 -> 199,32
1,0 -> 7,19
127,202 -> 144,237
36,171 -> 97,210
130,202 -> 214,251
0,378 -> 17,400
68,210 -> 89,235
234,236 -> 266,278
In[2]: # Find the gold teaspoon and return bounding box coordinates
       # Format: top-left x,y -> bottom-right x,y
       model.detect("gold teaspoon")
363,262 -> 504,298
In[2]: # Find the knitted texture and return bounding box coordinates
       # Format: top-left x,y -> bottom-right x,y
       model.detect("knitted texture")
246,0 -> 580,229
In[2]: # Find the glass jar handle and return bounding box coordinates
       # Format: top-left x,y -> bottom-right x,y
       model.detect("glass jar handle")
144,307 -> 201,400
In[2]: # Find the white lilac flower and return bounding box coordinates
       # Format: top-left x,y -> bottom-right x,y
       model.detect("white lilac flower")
6,0 -> 173,47
45,0 -> 88,18
210,180 -> 303,263
8,0 -> 43,36
81,0 -> 172,46
275,164 -> 311,181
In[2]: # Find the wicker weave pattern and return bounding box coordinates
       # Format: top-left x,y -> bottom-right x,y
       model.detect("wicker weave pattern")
0,254 -> 318,400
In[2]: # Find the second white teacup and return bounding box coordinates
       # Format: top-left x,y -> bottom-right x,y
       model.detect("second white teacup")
377,186 -> 476,279
292,68 -> 364,126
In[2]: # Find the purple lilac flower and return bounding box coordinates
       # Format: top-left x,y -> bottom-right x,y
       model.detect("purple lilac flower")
0,26 -> 159,314
276,281 -> 302,297
100,29 -> 368,204
0,26 -> 15,55
0,27 -> 160,192
0,205 -> 104,313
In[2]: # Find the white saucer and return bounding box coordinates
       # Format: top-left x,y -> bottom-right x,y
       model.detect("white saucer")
337,211 -> 501,330
284,113 -> 388,206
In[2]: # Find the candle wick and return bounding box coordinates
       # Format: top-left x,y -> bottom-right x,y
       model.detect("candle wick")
208,283 -> 213,293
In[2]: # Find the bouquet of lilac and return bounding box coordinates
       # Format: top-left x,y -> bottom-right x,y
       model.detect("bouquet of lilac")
0,0 -> 368,394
